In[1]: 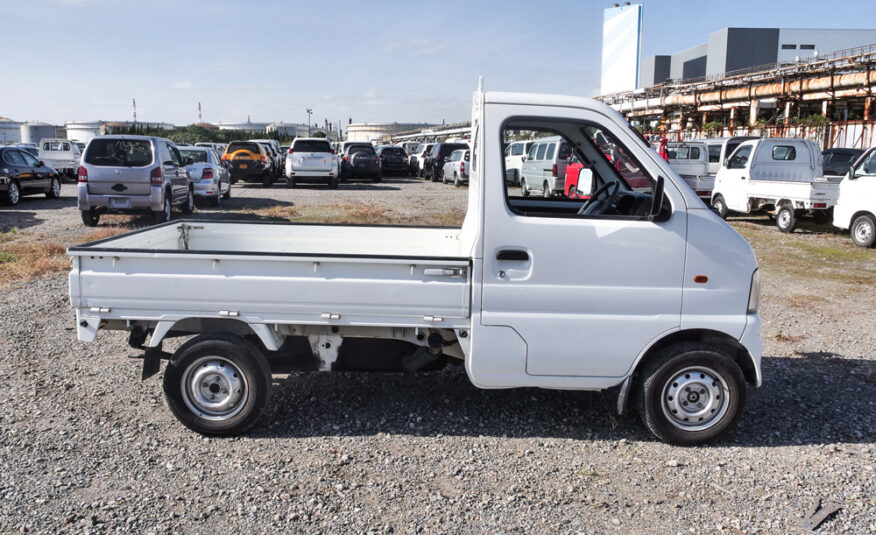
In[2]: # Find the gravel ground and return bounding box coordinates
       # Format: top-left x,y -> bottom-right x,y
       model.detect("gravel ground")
1,179 -> 874,534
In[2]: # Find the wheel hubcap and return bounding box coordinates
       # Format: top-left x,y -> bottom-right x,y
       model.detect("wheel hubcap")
661,366 -> 729,431
52,179 -> 60,196
778,210 -> 790,227
855,221 -> 872,243
10,183 -> 19,203
181,356 -> 247,420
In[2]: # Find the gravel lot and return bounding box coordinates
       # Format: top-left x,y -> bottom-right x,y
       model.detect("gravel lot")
1,179 -> 874,534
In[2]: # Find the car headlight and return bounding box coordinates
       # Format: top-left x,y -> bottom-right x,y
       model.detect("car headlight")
747,269 -> 760,314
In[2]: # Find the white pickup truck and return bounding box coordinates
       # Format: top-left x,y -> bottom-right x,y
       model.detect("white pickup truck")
833,146 -> 876,247
711,138 -> 838,232
68,82 -> 762,445
38,138 -> 82,179
666,141 -> 714,201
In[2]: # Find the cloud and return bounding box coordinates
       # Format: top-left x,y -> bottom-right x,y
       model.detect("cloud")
171,81 -> 193,90
382,38 -> 452,56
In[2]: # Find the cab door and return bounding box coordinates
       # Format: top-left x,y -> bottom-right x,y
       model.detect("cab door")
719,144 -> 754,212
18,150 -> 50,190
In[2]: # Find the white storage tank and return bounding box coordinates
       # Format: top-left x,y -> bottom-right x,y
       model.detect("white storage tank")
0,117 -> 23,144
65,121 -> 102,143
20,122 -> 57,144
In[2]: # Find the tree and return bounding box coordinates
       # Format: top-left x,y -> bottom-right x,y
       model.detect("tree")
310,131 -> 327,138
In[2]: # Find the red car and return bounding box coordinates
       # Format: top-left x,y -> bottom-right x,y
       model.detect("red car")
564,154 -> 592,199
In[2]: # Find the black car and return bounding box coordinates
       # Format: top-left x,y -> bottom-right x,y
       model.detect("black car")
822,148 -> 865,177
339,143 -> 381,182
376,145 -> 409,176
427,142 -> 469,182
0,146 -> 62,205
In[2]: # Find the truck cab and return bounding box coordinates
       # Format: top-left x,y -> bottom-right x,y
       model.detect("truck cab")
833,147 -> 876,247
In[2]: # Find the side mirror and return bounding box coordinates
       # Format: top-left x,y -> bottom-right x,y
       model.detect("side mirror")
521,156 -> 527,163
38,160 -> 45,167
649,176 -> 666,221
723,158 -> 729,167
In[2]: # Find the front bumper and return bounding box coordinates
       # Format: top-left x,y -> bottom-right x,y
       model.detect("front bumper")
77,183 -> 164,211
739,313 -> 763,387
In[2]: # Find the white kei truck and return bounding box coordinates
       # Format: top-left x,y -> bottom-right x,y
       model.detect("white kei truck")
38,138 -> 82,179
666,141 -> 714,201
710,138 -> 838,232
833,146 -> 876,247
68,81 -> 763,446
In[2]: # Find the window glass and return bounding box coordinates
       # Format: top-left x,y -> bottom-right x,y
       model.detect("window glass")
504,145 -> 511,157
800,44 -> 815,50
179,149 -> 209,163
169,145 -> 182,166
19,150 -> 40,166
727,146 -> 752,169
83,139 -> 154,167
512,144 -> 523,156
771,145 -> 796,160
502,119 -> 657,219
708,145 -> 721,163
4,150 -> 26,166
781,44 -> 797,50
294,140 -> 332,152
690,146 -> 700,159
62,143 -> 71,151
854,151 -> 876,176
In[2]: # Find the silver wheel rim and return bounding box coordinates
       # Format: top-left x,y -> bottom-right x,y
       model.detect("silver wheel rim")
778,209 -> 791,228
52,178 -> 60,196
544,183 -> 550,198
181,356 -> 248,420
9,182 -> 19,204
187,190 -> 194,211
854,220 -> 872,243
661,366 -> 729,431
164,198 -> 171,220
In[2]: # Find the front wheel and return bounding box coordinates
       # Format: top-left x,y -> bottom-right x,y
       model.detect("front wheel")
851,213 -> 876,247
635,343 -> 746,445
5,180 -> 20,205
712,195 -> 728,219
80,208 -> 100,227
181,188 -> 194,215
46,177 -> 61,199
543,181 -> 551,198
776,205 -> 796,233
163,333 -> 272,436
520,178 -> 530,197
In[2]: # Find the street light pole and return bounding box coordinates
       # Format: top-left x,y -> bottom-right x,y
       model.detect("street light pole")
305,108 -> 312,136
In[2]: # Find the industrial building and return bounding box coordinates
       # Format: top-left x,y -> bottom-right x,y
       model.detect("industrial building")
638,27 -> 876,88
0,117 -> 23,144
346,122 -> 436,143
216,120 -> 271,132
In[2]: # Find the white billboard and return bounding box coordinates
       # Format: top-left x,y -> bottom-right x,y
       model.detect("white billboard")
601,4 -> 643,95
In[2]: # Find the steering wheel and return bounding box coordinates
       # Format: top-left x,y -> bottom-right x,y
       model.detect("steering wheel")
577,180 -> 620,216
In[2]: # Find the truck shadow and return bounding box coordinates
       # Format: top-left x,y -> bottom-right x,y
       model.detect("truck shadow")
256,353 -> 875,446
730,214 -> 847,236
0,210 -> 43,232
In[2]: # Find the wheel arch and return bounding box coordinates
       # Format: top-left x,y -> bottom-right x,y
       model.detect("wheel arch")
148,318 -> 283,352
617,328 -> 759,415
851,209 -> 875,225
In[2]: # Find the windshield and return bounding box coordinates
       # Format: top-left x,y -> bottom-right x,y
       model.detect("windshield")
346,144 -> 374,154
380,147 -> 406,156
293,140 -> 332,152
180,149 -> 208,163
84,139 -> 153,167
227,142 -> 260,154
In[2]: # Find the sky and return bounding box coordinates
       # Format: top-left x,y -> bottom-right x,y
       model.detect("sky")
1,0 -> 875,128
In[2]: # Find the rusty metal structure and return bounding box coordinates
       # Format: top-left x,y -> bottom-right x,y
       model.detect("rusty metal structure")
597,43 -> 876,148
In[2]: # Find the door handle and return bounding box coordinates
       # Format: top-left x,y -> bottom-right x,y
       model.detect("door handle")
496,250 -> 529,261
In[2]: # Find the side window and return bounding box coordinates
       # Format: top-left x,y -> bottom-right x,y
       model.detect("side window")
853,151 -> 876,176
158,143 -> 171,165
527,144 -> 538,160
4,150 -> 25,166
512,144 -> 522,156
503,119 -> 657,219
63,143 -> 71,151
535,144 -> 547,160
504,145 -> 511,157
727,146 -> 752,169
771,145 -> 796,160
43,142 -> 50,150
690,146 -> 700,159
19,150 -> 41,167
708,145 -> 721,163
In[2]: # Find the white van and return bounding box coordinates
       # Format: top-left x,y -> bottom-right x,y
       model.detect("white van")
38,138 -> 81,179
833,147 -> 876,247
503,140 -> 534,185
519,136 -> 572,197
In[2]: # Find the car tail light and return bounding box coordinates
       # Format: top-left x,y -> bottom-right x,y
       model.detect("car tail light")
343,156 -> 348,161
77,166 -> 87,182
375,157 -> 380,164
150,166 -> 162,184
460,161 -> 465,174
331,149 -> 336,155
287,148 -> 294,154
814,202 -> 827,208
552,164 -> 558,177
202,168 -> 214,179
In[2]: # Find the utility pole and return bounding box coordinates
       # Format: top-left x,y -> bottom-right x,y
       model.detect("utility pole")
306,108 -> 312,136
198,102 -> 202,123
132,98 -> 137,124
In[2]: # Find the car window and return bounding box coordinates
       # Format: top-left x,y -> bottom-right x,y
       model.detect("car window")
84,139 -> 154,167
708,145 -> 721,163
853,151 -> 876,176
536,144 -> 547,160
179,149 -> 209,163
294,140 -> 332,152
527,144 -> 539,160
504,145 -> 511,157
727,146 -> 752,169
19,150 -> 41,167
227,142 -> 261,154
771,145 -> 796,161
3,149 -> 26,166
168,145 -> 183,166
545,143 -> 556,161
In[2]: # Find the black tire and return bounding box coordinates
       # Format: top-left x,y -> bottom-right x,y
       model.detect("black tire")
222,184 -> 231,200
776,205 -> 796,233
520,178 -> 530,197
230,176 -> 237,185
510,169 -> 519,186
213,191 -> 222,208
712,195 -> 728,219
442,171 -> 449,184
373,175 -> 382,183
181,188 -> 194,215
154,195 -> 172,223
454,173 -> 461,187
262,173 -> 274,188
46,176 -> 61,199
634,342 -> 746,446
329,176 -> 339,189
286,177 -> 296,188
80,208 -> 99,227
4,180 -> 20,205
163,333 -> 272,436
543,181 -> 551,198
851,213 -> 876,248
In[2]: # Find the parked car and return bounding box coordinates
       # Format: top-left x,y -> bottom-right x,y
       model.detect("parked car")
563,153 -> 593,199
412,143 -> 435,177
195,142 -> 227,155
833,146 -> 876,247
822,148 -> 866,178
376,145 -> 409,176
666,141 -> 714,200
250,139 -> 283,177
285,138 -> 338,188
0,146 -> 62,205
441,149 -> 470,186
519,136 -> 571,197
711,138 -> 836,231
427,142 -> 469,181
339,143 -> 380,182
10,144 -> 39,158
503,140 -> 534,185
77,135 -> 194,226
38,138 -> 82,180
222,141 -> 275,187
178,147 -> 231,206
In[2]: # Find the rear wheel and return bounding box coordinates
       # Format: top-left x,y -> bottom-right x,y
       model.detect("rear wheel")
222,183 -> 231,199
634,342 -> 746,445
154,195 -> 172,223
329,176 -> 339,189
80,208 -> 100,227
286,177 -> 296,188
851,213 -> 876,247
712,195 -> 728,219
262,173 -> 274,188
543,181 -> 551,198
5,180 -> 20,205
163,333 -> 271,436
454,173 -> 461,187
181,188 -> 194,215
46,177 -> 61,199
776,205 -> 796,233
520,178 -> 530,197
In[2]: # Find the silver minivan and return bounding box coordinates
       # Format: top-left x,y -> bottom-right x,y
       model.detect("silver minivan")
77,135 -> 193,226
519,136 -> 572,197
